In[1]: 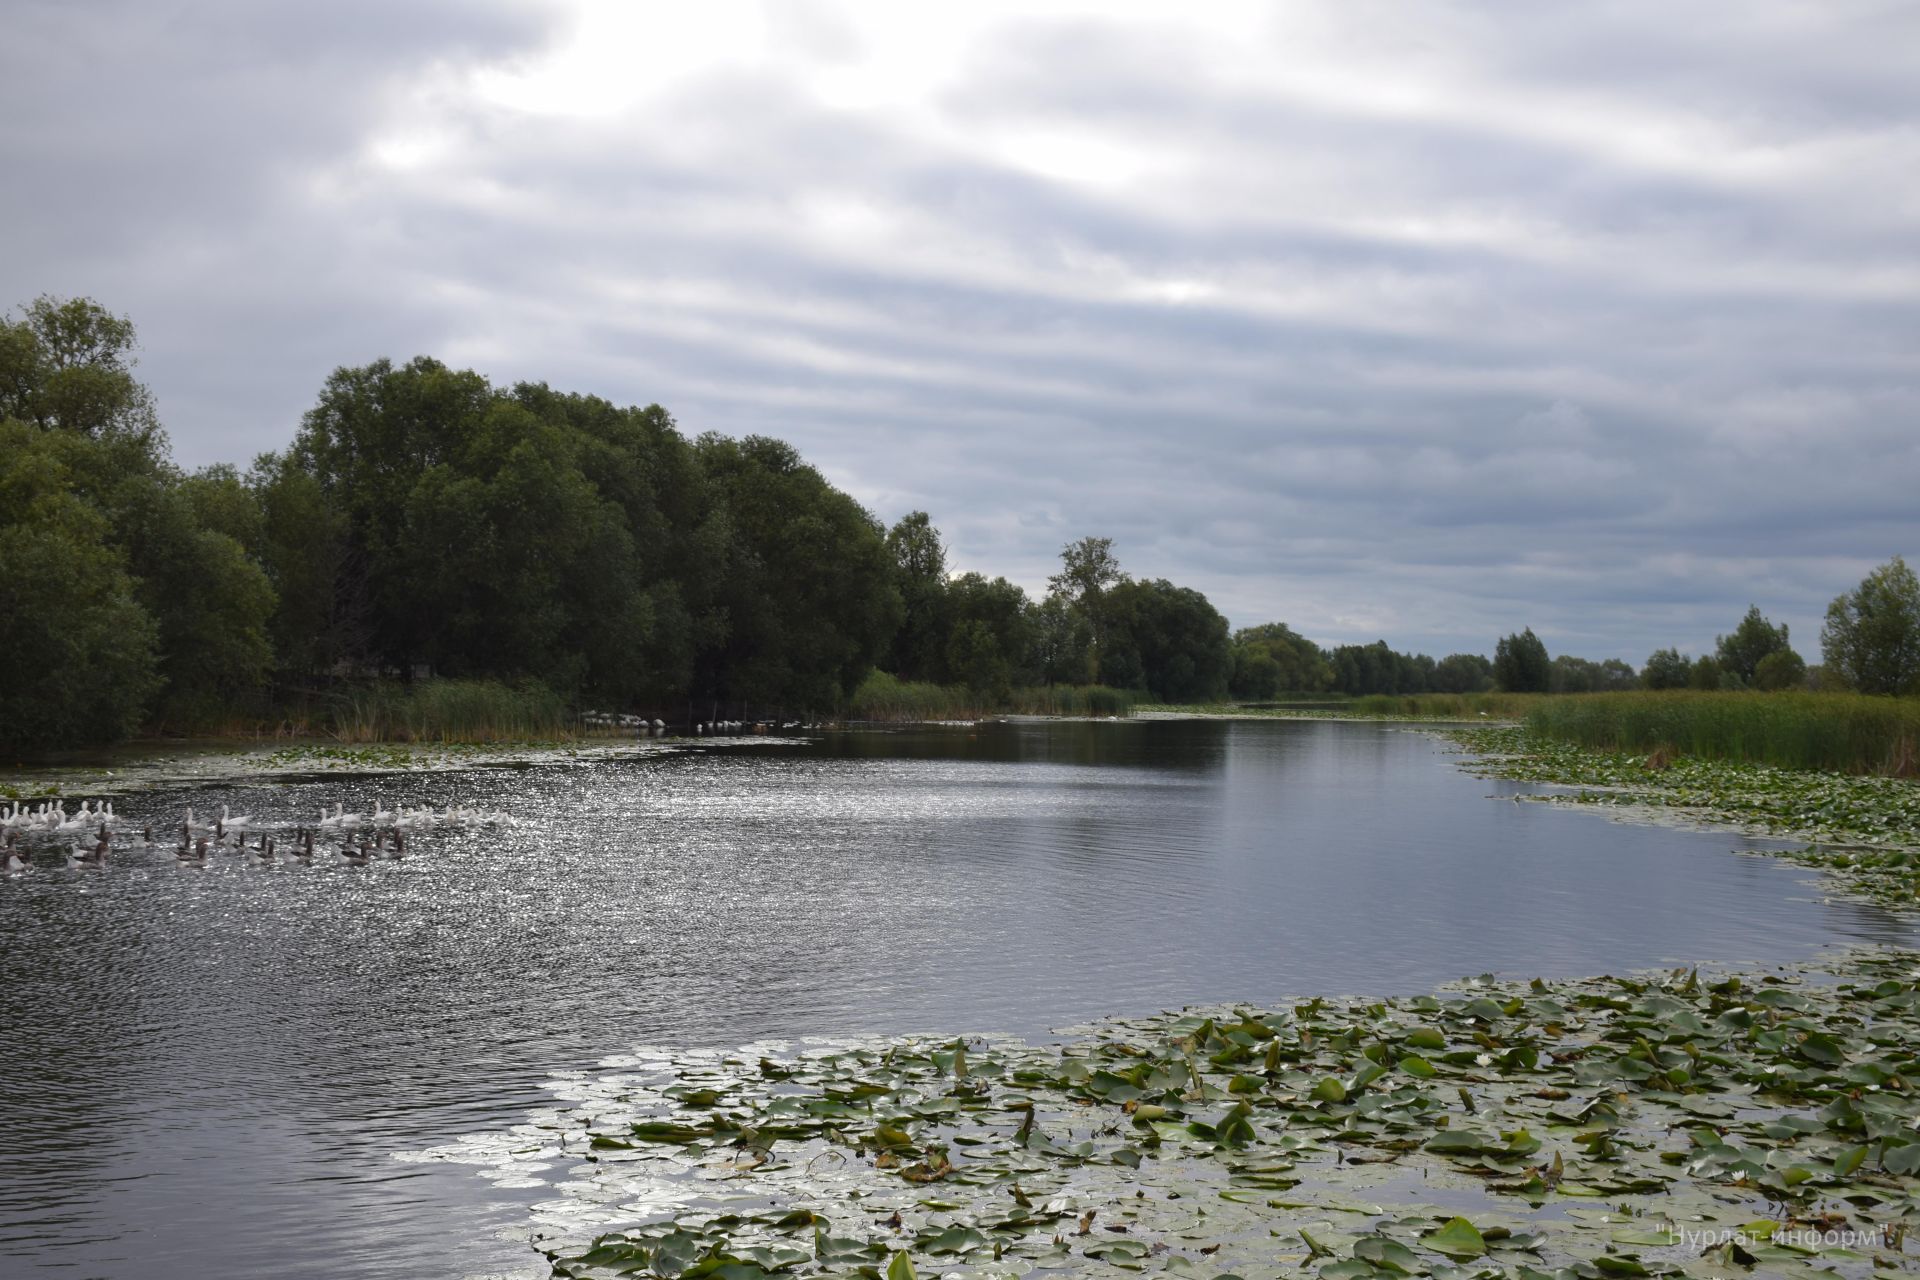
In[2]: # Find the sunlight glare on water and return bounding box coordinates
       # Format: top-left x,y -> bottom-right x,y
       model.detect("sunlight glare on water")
0,720 -> 1907,1278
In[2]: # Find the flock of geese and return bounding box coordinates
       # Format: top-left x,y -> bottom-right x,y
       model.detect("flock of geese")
1,798 -> 505,873
580,713 -> 817,736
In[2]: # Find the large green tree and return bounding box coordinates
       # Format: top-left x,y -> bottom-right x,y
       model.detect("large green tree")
695,434 -> 902,710
1048,536 -> 1127,683
0,296 -> 160,440
1493,628 -> 1551,693
1432,652 -> 1494,694
1715,605 -> 1794,687
1100,578 -> 1232,702
1822,556 -> 1920,695
942,572 -> 1035,696
0,421 -> 160,750
884,511 -> 950,682
1230,623 -> 1332,698
1642,647 -> 1691,690
0,297 -> 274,731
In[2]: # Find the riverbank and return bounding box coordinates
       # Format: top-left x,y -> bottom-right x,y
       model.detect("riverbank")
510,723 -> 1920,1280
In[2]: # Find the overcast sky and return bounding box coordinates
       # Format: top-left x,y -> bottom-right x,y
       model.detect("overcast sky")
5,1 -> 1915,662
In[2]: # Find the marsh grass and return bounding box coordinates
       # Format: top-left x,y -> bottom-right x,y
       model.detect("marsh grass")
1141,693 -> 1536,720
847,672 -> 1135,721
331,679 -> 577,743
1526,690 -> 1920,775
1347,691 -> 1539,719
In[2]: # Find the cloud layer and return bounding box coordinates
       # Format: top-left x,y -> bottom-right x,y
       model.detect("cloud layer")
4,0 -> 1915,660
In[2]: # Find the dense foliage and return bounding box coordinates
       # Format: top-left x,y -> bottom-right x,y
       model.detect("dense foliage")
1823,556 -> 1920,695
3,295 -> 1913,750
1493,627 -> 1551,692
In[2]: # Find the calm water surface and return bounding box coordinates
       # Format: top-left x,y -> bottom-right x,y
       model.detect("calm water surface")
0,719 -> 1908,1277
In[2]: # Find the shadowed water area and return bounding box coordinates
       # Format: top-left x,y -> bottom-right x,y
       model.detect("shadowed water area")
0,719 -> 1910,1277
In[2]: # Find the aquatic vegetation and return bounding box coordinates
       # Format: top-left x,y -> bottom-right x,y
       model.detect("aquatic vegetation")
1525,692 -> 1920,776
396,720 -> 1920,1279
848,673 -> 1136,721
414,952 -> 1920,1278
1138,693 -> 1535,722
1451,727 -> 1920,852
261,743 -> 426,771
1349,693 -> 1537,720
332,679 -> 578,743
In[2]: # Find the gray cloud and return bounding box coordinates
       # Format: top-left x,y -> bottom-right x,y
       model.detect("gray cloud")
2,0 -> 1915,664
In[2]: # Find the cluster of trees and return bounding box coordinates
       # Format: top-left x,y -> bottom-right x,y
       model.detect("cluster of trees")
884,524 -> 1232,703
1640,607 -> 1805,692
1228,579 -> 1920,703
6,295 -> 1916,751
1227,630 -> 1506,700
0,295 -> 1241,750
3,297 -> 912,749
1637,583 -> 1920,698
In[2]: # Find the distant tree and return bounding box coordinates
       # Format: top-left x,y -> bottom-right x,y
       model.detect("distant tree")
947,621 -> 1012,700
251,451 -> 364,680
1030,594 -> 1091,686
884,511 -> 949,682
1753,648 -> 1808,691
1689,655 -> 1727,691
1048,536 -> 1125,603
695,434 -> 902,710
1493,628 -> 1550,692
1821,556 -> 1920,695
1549,654 -> 1598,694
1595,658 -> 1639,692
0,421 -> 160,749
0,295 -> 161,440
1230,623 -> 1331,698
1100,578 -> 1232,702
1642,647 -> 1691,690
1715,606 -> 1793,687
1047,536 -> 1127,683
1231,647 -> 1282,699
181,463 -> 265,556
1432,652 -> 1494,694
942,572 -> 1034,691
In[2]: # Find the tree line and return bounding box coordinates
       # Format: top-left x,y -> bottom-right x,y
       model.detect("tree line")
3,296 -> 1915,751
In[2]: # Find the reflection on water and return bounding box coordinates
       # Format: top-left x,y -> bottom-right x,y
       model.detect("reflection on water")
0,719 -> 1907,1278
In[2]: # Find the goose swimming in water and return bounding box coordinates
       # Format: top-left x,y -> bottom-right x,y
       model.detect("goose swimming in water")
67,836 -> 108,868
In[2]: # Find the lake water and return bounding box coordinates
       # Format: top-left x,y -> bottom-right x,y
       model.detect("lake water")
0,719 -> 1908,1277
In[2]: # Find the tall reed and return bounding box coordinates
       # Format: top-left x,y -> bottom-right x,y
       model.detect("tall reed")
846,672 -> 1135,721
1525,690 -> 1920,775
331,679 -> 576,743
1347,692 -> 1539,720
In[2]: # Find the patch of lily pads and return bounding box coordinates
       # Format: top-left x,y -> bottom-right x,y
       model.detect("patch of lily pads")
412,951 -> 1920,1279
1448,727 -> 1920,910
398,724 -> 1920,1277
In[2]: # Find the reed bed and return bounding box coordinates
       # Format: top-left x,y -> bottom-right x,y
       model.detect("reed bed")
1525,690 -> 1920,775
331,679 -> 577,743
846,672 -> 1135,721
1346,692 -> 1540,719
